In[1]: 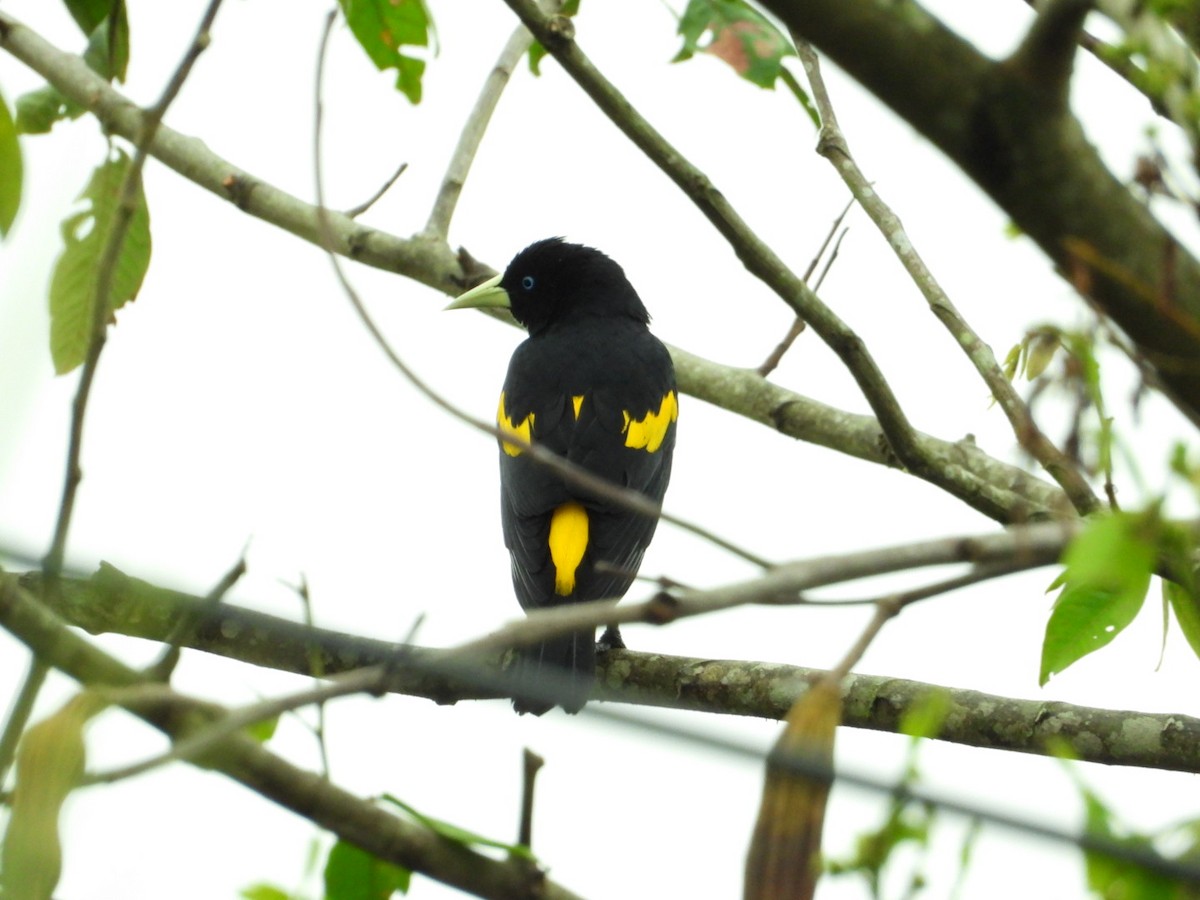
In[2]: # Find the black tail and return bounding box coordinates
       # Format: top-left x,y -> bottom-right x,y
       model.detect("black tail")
512,629 -> 596,715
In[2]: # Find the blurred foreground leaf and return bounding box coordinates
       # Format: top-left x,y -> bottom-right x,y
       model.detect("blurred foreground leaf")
49,149 -> 152,374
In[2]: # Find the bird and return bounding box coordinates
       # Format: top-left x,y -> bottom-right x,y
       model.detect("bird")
448,238 -> 677,714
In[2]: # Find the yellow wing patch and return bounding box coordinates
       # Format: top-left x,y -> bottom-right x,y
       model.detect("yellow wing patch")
497,392 -> 534,457
571,394 -> 585,420
622,391 -> 678,453
549,502 -> 589,595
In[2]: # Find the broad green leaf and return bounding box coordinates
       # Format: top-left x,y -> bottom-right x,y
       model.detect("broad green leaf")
0,87 -> 21,236
240,884 -> 294,900
15,84 -> 82,135
323,839 -> 411,900
1062,511 -> 1158,589
339,0 -> 433,104
1039,513 -> 1157,685
380,795 -> 535,860
673,0 -> 794,89
49,150 -> 153,374
1,692 -> 107,900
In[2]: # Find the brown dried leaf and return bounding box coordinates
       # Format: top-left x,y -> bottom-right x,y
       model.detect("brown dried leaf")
744,679 -> 841,900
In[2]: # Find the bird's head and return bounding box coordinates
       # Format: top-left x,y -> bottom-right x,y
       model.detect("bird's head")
448,238 -> 650,334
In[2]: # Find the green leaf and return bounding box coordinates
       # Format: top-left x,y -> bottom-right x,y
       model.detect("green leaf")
1039,513 -> 1157,685
339,0 -> 433,104
49,149 -> 153,374
1165,573 -> 1200,661
240,884 -> 294,900
380,795 -> 535,860
1023,330 -> 1060,380
2,693 -> 108,900
0,87 -> 22,237
1078,785 -> 1181,900
323,839 -> 411,900
244,714 -> 279,744
898,689 -> 950,741
14,4 -> 127,135
15,84 -> 83,135
80,10 -> 132,84
673,0 -> 794,89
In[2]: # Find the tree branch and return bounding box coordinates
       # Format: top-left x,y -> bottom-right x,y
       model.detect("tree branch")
423,21 -> 534,239
795,40 -> 1101,517
0,574 -> 584,900
763,0 -> 1200,429
16,542 -> 1200,774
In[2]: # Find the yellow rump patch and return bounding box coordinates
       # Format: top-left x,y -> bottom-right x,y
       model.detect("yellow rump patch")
622,391 -> 678,453
549,502 -> 589,596
497,392 -> 534,457
572,394 -> 585,420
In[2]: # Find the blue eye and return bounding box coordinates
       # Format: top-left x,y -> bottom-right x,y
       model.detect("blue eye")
521,275 -> 536,290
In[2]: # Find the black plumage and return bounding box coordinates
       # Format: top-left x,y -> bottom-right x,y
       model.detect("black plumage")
450,238 -> 677,714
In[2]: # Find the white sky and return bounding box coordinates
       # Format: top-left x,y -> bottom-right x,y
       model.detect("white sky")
1,1 -> 1198,898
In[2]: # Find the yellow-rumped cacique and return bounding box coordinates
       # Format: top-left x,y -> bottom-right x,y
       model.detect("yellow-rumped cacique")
449,238 -> 677,715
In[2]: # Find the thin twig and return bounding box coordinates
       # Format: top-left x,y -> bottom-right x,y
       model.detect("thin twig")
344,161 -> 408,219
758,198 -> 852,376
825,561 -> 1026,682
758,224 -> 849,377
0,660 -> 49,788
146,548 -> 247,680
86,667 -> 388,785
295,574 -> 332,779
424,22 -> 536,239
447,520 -> 1079,659
585,704 -> 1200,887
518,748 -> 544,849
795,39 -> 1102,517
312,11 -> 771,571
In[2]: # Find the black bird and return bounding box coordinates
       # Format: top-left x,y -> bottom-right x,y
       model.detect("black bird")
449,238 -> 677,714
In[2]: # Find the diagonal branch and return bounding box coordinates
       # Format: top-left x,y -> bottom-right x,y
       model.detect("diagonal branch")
795,40 -> 1102,517
423,21 -> 535,239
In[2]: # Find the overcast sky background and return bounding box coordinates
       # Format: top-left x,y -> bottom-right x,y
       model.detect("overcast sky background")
2,1 -> 1199,898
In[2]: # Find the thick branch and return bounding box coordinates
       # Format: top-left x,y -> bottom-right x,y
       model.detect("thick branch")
763,0 -> 1200,429
0,575 -> 582,900
18,563 -> 1200,774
